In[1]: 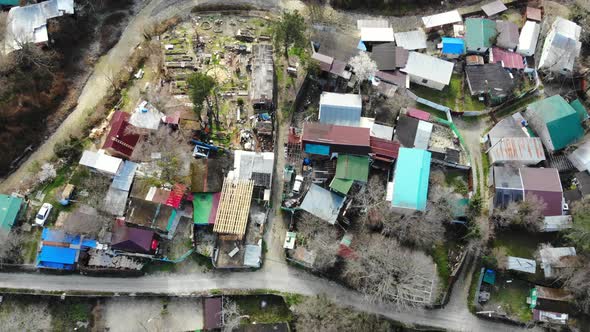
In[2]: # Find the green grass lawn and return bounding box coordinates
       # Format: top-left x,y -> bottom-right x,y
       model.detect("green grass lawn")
492,231 -> 557,258
490,278 -> 533,322
431,244 -> 451,293
234,295 -> 293,324
412,74 -> 486,112
22,227 -> 42,264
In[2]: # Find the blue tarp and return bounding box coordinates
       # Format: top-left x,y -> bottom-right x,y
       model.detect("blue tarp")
37,246 -> 77,265
81,239 -> 97,249
304,144 -> 330,156
357,40 -> 367,51
442,37 -> 465,55
42,228 -> 81,245
112,161 -> 138,191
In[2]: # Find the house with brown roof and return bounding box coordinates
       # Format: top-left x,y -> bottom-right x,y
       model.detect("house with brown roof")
111,219 -> 158,255
520,167 -> 564,216
103,111 -> 141,159
203,297 -> 223,330
301,122 -> 371,156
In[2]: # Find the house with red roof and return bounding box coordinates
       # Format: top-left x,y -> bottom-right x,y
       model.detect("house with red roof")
102,111 -> 140,159
490,47 -> 525,70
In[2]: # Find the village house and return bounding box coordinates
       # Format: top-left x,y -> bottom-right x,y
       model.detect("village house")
401,52 -> 454,91
495,20 -> 519,50
310,51 -> 352,90
524,95 -> 584,152
4,0 -> 74,52
487,137 -> 545,165
465,63 -> 514,104
441,37 -> 466,59
517,21 -> 541,57
318,92 -> 362,127
538,17 -> 582,74
102,111 -> 141,159
394,115 -> 433,150
0,193 -> 23,232
329,155 -> 370,195
36,228 -> 98,271
110,219 -> 159,255
301,122 -> 371,156
464,18 -> 497,53
520,167 -> 564,217
393,30 -> 427,51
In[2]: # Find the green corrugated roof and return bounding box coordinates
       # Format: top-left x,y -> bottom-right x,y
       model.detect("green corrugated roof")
570,99 -> 589,121
0,0 -> 19,5
334,155 -> 369,182
193,193 -> 214,225
465,18 -> 497,50
329,178 -> 354,195
529,95 -> 584,150
0,194 -> 23,231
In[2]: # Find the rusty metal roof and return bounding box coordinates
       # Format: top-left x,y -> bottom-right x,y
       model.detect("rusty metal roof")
488,137 -> 545,164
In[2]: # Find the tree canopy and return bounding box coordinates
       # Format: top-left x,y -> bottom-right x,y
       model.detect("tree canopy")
187,72 -> 215,116
568,198 -> 590,252
273,10 -> 307,57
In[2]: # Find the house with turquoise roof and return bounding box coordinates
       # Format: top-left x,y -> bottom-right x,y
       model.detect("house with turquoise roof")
525,95 -> 584,152
465,18 -> 497,53
391,148 -> 432,212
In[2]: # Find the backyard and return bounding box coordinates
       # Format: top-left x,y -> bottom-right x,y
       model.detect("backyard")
411,74 -> 486,112
483,276 -> 533,323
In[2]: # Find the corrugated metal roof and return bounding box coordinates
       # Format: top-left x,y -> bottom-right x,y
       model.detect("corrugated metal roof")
370,137 -> 400,161
465,18 -> 497,50
491,47 -> 525,69
394,30 -> 427,50
422,10 -> 462,29
442,37 -> 465,55
0,194 -> 22,231
507,256 -> 536,274
570,99 -> 589,121
319,92 -> 362,127
568,140 -> 590,172
334,155 -> 369,182
300,184 -> 345,224
538,17 -> 582,72
391,148 -> 431,211
517,21 -> 540,56
481,0 -> 507,17
488,137 -> 545,164
401,52 -> 454,86
38,246 -> 77,265
244,244 -> 262,267
543,215 -> 573,232
526,7 -> 542,21
414,120 -> 433,150
495,21 -> 520,50
520,167 -> 562,192
302,122 -> 370,147
79,150 -> 123,175
370,123 -> 394,140
112,161 -> 138,191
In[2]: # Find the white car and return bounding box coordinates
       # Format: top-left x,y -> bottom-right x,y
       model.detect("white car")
35,203 -> 53,226
293,175 -> 304,194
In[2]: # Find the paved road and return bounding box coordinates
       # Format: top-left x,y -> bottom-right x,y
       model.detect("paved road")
0,1 -> 540,331
0,264 -> 533,332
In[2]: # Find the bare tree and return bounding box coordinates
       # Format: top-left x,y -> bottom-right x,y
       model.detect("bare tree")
293,294 -> 395,332
567,197 -> 590,252
492,194 -> 546,232
38,162 -> 57,184
0,230 -> 23,263
349,51 -> 377,94
343,233 -> 437,308
222,298 -> 243,332
308,231 -> 340,272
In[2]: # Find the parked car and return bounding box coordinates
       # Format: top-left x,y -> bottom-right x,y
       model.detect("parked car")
34,203 -> 53,226
293,175 -> 304,194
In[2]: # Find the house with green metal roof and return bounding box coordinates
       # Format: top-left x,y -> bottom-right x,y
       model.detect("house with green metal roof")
0,194 -> 23,231
391,148 -> 431,211
465,18 -> 497,53
570,99 -> 589,121
329,155 -> 370,195
525,95 -> 584,152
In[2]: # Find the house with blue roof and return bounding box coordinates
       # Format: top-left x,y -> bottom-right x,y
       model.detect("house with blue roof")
36,228 -> 97,270
391,148 -> 432,211
442,37 -> 465,58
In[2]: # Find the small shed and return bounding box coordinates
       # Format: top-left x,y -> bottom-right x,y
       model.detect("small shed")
203,298 -> 223,330
360,27 -> 395,43
79,150 -> 123,176
441,37 -> 465,58
193,192 -> 221,225
507,256 -> 536,274
129,101 -> 164,130
422,10 -> 462,29
526,7 -> 542,22
329,155 -> 370,195
300,184 -> 345,224
490,47 -> 524,69
481,0 -> 507,17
